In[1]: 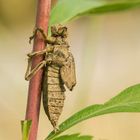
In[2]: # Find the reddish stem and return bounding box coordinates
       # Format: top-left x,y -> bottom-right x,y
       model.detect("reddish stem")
25,0 -> 51,140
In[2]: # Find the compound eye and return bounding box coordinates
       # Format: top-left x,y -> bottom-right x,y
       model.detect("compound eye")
51,26 -> 58,36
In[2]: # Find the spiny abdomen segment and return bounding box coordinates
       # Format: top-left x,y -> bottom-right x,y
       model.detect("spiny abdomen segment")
43,65 -> 65,129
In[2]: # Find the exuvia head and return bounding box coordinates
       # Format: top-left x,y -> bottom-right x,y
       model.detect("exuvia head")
51,25 -> 68,38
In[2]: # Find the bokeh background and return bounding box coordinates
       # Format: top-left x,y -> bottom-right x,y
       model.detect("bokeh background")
1,0 -> 140,140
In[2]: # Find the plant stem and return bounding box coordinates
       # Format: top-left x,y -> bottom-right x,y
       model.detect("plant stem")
25,0 -> 51,140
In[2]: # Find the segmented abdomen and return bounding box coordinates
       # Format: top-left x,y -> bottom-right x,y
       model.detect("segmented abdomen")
43,65 -> 65,128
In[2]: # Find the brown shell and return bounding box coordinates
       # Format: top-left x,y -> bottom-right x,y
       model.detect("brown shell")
42,65 -> 65,129
42,25 -> 76,130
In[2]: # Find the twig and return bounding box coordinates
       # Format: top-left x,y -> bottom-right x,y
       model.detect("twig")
25,0 -> 51,140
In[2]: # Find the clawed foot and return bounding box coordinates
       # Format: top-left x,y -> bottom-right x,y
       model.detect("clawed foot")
29,27 -> 47,44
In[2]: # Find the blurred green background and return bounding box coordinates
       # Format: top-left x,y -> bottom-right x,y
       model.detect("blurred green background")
1,0 -> 140,140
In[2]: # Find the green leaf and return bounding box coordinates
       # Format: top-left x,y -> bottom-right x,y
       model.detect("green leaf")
46,84 -> 140,140
53,133 -> 93,140
50,0 -> 140,25
21,120 -> 32,140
